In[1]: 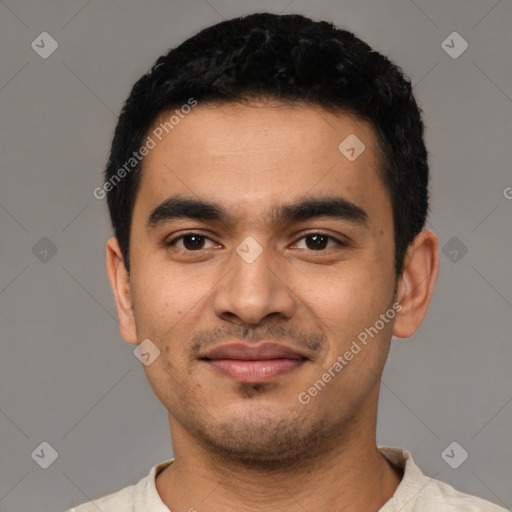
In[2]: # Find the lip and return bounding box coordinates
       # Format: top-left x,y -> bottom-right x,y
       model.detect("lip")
200,342 -> 308,383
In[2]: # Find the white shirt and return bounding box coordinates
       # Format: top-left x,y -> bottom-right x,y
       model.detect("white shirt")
68,446 -> 506,511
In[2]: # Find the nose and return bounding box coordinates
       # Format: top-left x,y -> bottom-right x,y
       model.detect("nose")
212,241 -> 296,326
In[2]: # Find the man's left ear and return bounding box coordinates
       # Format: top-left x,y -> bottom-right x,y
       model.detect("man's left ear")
393,230 -> 439,338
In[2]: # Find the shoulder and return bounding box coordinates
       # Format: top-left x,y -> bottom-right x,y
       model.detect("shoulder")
378,446 -> 507,512
416,476 -> 508,511
65,459 -> 174,512
67,483 -> 136,512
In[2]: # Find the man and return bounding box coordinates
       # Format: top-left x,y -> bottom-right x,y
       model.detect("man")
75,12 -> 505,511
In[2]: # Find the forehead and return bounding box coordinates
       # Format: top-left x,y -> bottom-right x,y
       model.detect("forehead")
133,101 -> 390,227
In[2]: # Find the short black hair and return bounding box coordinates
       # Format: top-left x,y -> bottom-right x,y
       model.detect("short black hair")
103,12 -> 429,276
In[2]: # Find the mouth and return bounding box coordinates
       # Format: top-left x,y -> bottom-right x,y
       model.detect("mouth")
199,342 -> 309,384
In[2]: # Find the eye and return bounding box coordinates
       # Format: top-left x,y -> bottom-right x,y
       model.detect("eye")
165,232 -> 347,253
165,233 -> 218,251
293,233 -> 346,251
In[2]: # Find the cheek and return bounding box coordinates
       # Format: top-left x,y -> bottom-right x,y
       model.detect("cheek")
303,262 -> 380,310
299,263 -> 393,352
130,266 -> 199,341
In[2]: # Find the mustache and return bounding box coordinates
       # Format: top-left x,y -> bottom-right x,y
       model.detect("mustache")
189,323 -> 324,356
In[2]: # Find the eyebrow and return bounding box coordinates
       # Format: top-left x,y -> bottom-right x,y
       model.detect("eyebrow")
146,194 -> 368,229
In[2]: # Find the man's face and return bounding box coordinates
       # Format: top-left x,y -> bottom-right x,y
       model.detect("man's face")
124,101 -> 398,464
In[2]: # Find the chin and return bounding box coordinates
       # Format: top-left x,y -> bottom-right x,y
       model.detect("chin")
189,409 -> 330,470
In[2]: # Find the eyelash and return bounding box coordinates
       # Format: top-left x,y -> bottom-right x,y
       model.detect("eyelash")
164,232 -> 348,252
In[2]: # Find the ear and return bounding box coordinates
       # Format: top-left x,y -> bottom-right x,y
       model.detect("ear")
105,236 -> 138,345
393,230 -> 439,338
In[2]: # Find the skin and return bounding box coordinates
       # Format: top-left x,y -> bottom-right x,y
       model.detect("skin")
106,100 -> 439,511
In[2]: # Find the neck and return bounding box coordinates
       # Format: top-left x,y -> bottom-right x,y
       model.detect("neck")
156,399 -> 402,511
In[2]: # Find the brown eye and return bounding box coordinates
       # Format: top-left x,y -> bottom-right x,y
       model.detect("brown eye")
305,234 -> 329,250
294,233 -> 344,251
166,234 -> 217,251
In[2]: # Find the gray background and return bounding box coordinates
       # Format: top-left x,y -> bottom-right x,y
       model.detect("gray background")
1,1 -> 511,511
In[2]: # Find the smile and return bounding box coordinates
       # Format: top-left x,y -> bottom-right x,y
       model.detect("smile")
200,341 -> 309,383
204,358 -> 306,383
